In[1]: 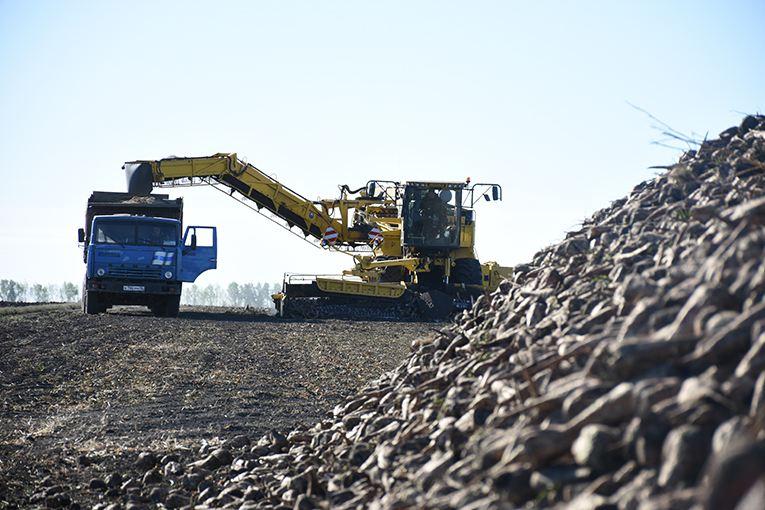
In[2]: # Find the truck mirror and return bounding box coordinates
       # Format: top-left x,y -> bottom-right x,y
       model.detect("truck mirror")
190,234 -> 197,250
492,186 -> 500,201
78,228 -> 85,243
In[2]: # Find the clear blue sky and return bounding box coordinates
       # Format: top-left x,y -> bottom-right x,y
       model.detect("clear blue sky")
1,0 -> 762,291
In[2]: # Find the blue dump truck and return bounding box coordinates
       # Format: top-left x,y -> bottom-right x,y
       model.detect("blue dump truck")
78,191 -> 217,316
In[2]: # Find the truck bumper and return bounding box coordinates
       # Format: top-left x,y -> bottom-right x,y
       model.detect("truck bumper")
85,279 -> 181,305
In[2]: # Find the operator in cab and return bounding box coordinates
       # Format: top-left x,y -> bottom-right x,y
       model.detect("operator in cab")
146,224 -> 174,246
419,188 -> 448,243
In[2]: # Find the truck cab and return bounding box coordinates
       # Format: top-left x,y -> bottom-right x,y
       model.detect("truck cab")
79,192 -> 216,316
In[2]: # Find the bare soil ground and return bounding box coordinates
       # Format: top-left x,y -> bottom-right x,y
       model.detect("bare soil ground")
0,305 -> 435,509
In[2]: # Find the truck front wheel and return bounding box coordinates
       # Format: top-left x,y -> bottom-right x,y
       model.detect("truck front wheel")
82,288 -> 101,315
152,296 -> 181,317
167,295 -> 181,317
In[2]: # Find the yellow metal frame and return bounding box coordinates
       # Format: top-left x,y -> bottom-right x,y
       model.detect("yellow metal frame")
316,277 -> 407,299
136,153 -> 394,247
482,261 -> 513,291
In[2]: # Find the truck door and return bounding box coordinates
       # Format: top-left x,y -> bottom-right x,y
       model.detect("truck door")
180,226 -> 217,282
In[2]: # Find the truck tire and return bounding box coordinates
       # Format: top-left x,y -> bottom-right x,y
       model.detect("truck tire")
167,295 -> 181,317
453,258 -> 482,286
151,298 -> 168,317
152,296 -> 180,317
82,288 -> 101,315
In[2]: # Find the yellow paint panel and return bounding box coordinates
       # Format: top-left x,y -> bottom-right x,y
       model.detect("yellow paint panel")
316,278 -> 406,299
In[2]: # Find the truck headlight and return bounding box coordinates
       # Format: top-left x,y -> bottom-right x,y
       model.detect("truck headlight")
97,268 -> 106,276
164,271 -> 173,279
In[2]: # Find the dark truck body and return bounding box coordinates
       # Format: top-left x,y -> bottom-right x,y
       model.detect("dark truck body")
79,192 -> 217,316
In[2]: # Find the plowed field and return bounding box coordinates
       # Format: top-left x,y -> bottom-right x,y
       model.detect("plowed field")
0,305 -> 434,509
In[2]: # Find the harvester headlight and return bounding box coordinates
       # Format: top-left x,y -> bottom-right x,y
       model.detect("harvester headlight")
96,268 -> 106,276
164,271 -> 173,279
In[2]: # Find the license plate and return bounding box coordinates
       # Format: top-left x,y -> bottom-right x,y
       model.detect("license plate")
123,285 -> 145,292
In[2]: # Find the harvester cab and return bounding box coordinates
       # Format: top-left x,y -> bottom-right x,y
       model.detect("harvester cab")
402,182 -> 464,250
393,180 -> 503,288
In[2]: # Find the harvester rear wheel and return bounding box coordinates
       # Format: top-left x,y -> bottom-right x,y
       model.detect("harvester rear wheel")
453,258 -> 482,286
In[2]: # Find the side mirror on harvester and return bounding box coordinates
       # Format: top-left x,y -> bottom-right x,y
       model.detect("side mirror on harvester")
78,228 -> 85,243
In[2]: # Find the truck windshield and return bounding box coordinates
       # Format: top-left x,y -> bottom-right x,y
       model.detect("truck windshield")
94,220 -> 178,247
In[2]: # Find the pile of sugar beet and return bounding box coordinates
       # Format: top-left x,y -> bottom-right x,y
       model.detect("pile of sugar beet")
101,116 -> 765,510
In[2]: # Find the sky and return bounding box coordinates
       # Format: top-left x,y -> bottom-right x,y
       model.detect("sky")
1,0 -> 763,293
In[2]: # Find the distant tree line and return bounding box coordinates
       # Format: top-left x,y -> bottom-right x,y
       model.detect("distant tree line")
0,280 -> 79,303
0,279 -> 280,308
182,282 -> 281,308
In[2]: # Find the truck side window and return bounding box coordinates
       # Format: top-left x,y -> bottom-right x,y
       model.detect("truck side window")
185,227 -> 214,247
